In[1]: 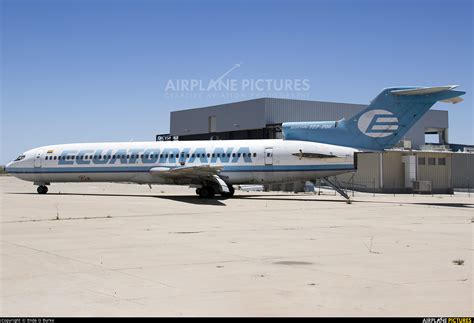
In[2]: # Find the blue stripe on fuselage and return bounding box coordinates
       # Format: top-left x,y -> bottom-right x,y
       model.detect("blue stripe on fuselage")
7,164 -> 355,174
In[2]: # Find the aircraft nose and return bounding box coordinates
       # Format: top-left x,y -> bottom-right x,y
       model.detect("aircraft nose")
4,161 -> 14,173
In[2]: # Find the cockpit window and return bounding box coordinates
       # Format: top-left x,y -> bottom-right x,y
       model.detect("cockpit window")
14,154 -> 26,161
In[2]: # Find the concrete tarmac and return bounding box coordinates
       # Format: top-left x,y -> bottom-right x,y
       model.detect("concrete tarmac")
0,176 -> 472,316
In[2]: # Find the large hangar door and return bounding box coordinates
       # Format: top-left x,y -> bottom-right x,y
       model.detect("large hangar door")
264,148 -> 273,165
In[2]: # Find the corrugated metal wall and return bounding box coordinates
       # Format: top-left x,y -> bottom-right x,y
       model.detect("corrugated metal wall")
452,153 -> 474,188
335,151 -> 454,194
264,98 -> 366,124
416,152 -> 452,193
170,99 -> 267,135
336,153 -> 381,192
382,151 -> 405,190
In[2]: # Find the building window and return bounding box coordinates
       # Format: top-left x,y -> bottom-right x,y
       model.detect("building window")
418,157 -> 425,165
428,157 -> 436,165
438,157 -> 446,165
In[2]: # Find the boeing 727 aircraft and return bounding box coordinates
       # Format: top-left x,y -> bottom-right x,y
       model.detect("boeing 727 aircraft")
5,85 -> 465,199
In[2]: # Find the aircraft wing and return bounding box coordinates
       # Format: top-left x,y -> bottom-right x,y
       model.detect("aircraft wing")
149,165 -> 230,193
149,164 -> 224,178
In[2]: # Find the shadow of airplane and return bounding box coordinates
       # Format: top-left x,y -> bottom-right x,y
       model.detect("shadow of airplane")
7,192 -> 474,208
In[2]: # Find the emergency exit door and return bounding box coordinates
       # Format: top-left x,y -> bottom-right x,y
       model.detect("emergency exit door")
264,148 -> 273,165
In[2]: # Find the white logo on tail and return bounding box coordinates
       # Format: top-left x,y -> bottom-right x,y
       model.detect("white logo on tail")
357,109 -> 399,138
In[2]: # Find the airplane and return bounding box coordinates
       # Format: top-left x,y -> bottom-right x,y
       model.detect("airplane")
5,85 -> 465,200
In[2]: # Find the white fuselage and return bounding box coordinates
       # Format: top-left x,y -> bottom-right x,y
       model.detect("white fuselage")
6,139 -> 357,186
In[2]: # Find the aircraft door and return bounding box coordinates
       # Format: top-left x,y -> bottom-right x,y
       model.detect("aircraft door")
34,151 -> 42,168
264,148 -> 273,165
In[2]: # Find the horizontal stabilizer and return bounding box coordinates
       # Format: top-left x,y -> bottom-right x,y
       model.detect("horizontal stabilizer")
391,85 -> 459,95
440,96 -> 463,104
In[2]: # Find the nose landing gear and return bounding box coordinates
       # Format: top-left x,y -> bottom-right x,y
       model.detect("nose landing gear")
37,185 -> 48,194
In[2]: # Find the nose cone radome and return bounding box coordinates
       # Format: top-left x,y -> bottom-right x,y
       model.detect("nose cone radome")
4,161 -> 14,173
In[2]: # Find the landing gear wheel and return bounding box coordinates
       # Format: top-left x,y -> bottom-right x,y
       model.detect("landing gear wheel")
198,186 -> 215,199
37,185 -> 48,194
221,185 -> 235,198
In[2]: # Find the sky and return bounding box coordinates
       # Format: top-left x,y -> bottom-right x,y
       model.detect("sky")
1,0 -> 472,164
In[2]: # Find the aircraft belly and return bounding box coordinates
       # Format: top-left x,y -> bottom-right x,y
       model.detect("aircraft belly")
222,169 -> 354,184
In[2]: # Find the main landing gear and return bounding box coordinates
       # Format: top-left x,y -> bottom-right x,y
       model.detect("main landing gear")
37,185 -> 48,194
196,185 -> 235,199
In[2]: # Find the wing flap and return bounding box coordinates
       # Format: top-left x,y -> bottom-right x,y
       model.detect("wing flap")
149,164 -> 223,178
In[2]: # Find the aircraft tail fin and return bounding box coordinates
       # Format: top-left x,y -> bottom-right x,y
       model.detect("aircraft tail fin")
282,85 -> 465,151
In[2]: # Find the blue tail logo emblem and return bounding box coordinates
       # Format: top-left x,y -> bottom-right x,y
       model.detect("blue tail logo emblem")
357,109 -> 399,138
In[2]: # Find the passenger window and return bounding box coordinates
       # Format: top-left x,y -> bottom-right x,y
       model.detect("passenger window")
227,153 -> 231,157
186,154 -> 190,158
54,156 -> 57,160
217,153 -> 220,157
238,153 -> 241,157
232,153 -> 236,157
253,153 -> 257,157
207,153 -> 210,157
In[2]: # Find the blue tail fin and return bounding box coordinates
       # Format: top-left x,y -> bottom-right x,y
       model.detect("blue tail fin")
282,85 -> 465,151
